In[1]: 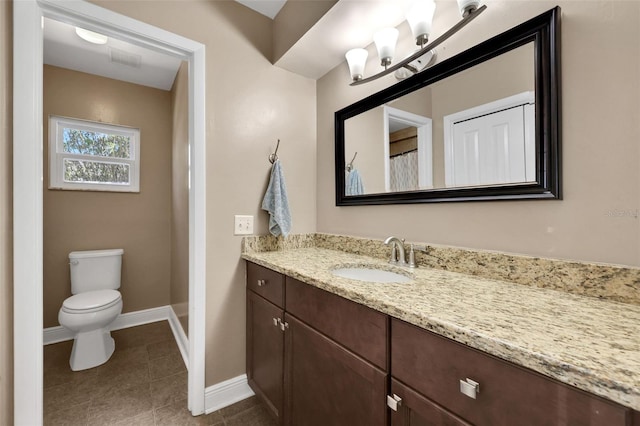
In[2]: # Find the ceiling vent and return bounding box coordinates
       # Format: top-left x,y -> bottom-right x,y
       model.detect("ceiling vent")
109,47 -> 142,68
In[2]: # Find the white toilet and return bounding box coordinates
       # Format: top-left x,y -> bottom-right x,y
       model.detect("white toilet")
58,248 -> 124,371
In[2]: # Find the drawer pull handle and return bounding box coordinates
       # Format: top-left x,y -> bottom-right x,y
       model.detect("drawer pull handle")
257,279 -> 266,287
460,378 -> 480,399
386,394 -> 402,411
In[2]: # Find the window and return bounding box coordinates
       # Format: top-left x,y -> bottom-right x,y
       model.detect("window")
49,116 -> 140,192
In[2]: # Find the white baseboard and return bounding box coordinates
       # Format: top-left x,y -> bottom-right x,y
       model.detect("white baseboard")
43,324 -> 75,345
43,305 -> 173,345
204,374 -> 255,414
167,306 -> 189,369
110,305 -> 172,331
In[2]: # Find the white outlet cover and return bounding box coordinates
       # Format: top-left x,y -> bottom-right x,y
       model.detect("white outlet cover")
234,215 -> 254,235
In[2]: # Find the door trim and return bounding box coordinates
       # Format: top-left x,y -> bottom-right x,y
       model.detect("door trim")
13,1 -> 207,423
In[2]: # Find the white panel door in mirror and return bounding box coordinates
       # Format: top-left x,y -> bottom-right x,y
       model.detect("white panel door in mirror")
443,92 -> 535,188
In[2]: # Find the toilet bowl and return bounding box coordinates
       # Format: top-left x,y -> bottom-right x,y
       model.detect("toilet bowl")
58,289 -> 123,371
58,249 -> 124,371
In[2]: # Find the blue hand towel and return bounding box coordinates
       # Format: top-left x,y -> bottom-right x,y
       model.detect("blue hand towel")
261,159 -> 292,237
346,169 -> 364,196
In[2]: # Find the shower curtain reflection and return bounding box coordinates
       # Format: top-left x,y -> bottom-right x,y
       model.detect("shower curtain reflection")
390,150 -> 419,192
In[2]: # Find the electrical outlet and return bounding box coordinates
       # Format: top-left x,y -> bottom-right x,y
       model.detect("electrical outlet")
234,215 -> 254,235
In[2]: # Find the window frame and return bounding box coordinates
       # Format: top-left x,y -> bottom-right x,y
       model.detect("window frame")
48,115 -> 141,192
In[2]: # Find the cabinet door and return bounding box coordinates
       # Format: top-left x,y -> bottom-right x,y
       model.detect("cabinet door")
284,314 -> 387,426
247,291 -> 284,423
390,379 -> 471,426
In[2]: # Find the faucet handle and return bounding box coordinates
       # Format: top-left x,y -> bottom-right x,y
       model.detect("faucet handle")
408,244 -> 417,268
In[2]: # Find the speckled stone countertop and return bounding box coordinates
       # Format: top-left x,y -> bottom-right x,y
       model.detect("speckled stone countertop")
242,247 -> 640,411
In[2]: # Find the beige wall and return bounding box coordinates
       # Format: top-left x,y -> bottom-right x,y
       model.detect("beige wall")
0,0 -> 13,423
91,0 -> 317,386
170,62 -> 189,335
318,0 -> 640,267
43,65 -> 173,328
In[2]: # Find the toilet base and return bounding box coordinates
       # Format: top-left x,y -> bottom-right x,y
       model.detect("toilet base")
69,328 -> 115,371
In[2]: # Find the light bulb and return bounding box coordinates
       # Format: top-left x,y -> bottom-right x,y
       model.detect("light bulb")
373,27 -> 399,67
457,0 -> 480,17
75,27 -> 108,45
406,0 -> 436,46
345,48 -> 368,82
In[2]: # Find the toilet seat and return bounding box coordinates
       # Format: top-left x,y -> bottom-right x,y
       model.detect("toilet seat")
62,289 -> 122,314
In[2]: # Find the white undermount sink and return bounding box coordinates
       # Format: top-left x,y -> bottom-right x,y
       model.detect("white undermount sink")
331,266 -> 412,283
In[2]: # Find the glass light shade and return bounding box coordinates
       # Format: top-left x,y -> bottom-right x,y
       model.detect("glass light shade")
406,0 -> 436,45
456,0 -> 480,17
345,48 -> 368,81
373,27 -> 399,66
75,27 -> 108,45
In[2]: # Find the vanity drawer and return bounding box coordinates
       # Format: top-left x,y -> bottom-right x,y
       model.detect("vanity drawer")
391,318 -> 631,426
247,262 -> 284,308
285,277 -> 388,369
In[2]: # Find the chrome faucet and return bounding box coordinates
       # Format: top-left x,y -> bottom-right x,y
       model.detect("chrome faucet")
384,236 -> 406,265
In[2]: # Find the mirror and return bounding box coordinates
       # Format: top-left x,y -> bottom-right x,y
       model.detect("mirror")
336,7 -> 561,205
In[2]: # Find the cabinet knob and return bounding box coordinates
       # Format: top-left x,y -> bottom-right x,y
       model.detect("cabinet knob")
279,321 -> 289,332
459,378 -> 480,399
257,279 -> 266,287
272,317 -> 280,327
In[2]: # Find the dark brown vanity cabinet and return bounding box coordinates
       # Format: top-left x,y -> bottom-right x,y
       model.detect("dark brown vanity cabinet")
246,262 -> 388,426
390,318 -> 633,426
247,262 -> 637,426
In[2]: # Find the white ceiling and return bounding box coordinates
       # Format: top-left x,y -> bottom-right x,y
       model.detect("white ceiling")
274,0 -> 417,80
43,18 -> 183,91
235,0 -> 287,19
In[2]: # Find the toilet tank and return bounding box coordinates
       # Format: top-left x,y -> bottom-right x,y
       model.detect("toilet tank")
69,249 -> 124,294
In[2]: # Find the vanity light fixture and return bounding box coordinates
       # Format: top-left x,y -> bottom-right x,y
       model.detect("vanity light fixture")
75,27 -> 108,45
345,0 -> 485,86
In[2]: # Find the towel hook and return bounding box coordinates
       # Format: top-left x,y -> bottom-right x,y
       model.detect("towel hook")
269,139 -> 280,164
346,151 -> 357,172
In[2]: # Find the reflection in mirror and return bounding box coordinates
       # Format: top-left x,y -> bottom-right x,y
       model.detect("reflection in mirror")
344,42 -> 534,195
336,7 -> 561,205
386,106 -> 432,192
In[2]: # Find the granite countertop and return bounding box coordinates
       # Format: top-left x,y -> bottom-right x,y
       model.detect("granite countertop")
242,247 -> 640,411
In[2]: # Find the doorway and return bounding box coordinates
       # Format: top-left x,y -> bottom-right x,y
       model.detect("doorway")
13,0 -> 206,423
383,106 -> 433,192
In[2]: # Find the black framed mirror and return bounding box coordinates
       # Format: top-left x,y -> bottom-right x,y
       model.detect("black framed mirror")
335,7 -> 561,205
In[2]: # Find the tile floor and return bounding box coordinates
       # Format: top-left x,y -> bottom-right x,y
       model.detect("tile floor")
44,321 -> 277,426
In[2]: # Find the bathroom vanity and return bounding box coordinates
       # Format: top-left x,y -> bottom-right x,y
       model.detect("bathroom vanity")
244,245 -> 640,426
